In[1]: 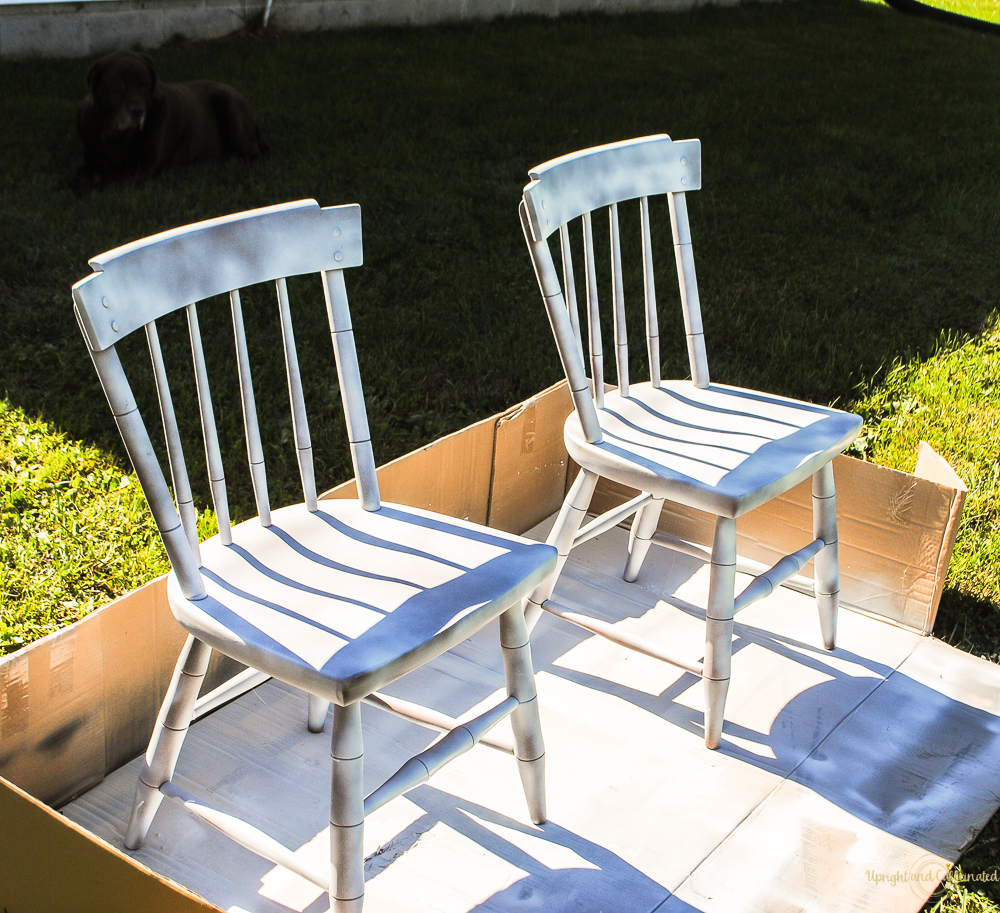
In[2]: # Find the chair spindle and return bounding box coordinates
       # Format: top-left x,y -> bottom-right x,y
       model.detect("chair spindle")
88,342 -> 204,599
518,201 -> 602,445
668,192 -> 710,388
230,289 -> 271,527
558,223 -> 584,364
581,212 -> 604,408
276,277 -> 318,512
145,321 -> 200,558
322,269 -> 380,512
639,196 -> 661,388
609,203 -> 629,398
186,303 -> 233,545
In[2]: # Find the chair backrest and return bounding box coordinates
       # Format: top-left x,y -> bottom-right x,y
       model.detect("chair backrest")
520,134 -> 704,445
72,199 -> 374,603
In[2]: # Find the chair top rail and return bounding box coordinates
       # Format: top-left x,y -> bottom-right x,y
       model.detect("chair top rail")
522,135 -> 701,242
73,200 -> 363,353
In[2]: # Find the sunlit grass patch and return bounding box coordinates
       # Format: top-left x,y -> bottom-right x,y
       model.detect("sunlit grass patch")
0,398 -> 215,654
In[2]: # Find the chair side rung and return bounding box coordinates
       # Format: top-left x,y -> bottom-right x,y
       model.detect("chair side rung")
650,532 -> 817,598
575,493 -> 653,547
363,691 -> 515,754
733,538 -> 825,615
192,667 -> 272,721
542,599 -> 704,676
364,696 -> 519,818
160,781 -> 329,890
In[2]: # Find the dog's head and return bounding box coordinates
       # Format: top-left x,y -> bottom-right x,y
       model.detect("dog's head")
85,50 -> 158,137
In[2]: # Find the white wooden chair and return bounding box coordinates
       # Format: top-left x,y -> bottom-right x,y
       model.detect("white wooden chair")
72,200 -> 554,912
518,135 -> 862,749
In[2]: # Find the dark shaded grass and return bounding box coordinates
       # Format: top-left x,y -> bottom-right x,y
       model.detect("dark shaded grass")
2,0 -> 999,515
1,1 -> 1000,905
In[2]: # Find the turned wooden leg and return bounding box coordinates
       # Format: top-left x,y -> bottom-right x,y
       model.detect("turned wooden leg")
623,495 -> 664,583
330,702 -> 365,912
703,517 -> 737,750
813,463 -> 839,651
500,605 -> 546,825
125,636 -> 211,849
308,694 -> 331,733
523,468 -> 598,632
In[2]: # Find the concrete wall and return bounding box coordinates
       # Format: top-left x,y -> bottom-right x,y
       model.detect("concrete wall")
0,0 -> 733,59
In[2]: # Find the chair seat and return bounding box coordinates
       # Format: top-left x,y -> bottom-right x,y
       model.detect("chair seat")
564,381 -> 862,519
167,499 -> 557,706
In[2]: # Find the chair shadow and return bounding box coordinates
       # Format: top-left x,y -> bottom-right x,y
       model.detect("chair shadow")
334,785 -> 673,913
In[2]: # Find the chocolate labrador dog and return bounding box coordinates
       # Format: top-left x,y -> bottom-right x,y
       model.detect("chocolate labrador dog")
70,50 -> 267,191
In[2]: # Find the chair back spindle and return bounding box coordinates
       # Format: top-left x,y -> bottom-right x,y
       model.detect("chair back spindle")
581,212 -> 605,408
519,202 -> 603,444
323,268 -> 380,512
608,202 -> 629,398
668,191 -> 710,388
88,342 -> 205,599
145,321 -> 200,558
275,277 -> 318,512
230,288 -> 272,527
187,302 -> 233,545
557,224 -> 584,366
639,196 -> 661,389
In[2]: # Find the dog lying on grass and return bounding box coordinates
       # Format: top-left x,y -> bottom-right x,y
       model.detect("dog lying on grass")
70,49 -> 268,192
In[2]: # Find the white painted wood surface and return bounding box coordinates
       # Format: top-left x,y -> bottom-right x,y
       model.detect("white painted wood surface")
65,518 -> 1000,913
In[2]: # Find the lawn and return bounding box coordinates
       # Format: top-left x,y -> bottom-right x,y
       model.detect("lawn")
1,0 -> 999,907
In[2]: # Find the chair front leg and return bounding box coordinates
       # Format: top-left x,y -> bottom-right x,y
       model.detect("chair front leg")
331,701 -> 365,913
623,495 -> 665,582
125,635 -> 211,849
812,462 -> 839,651
703,517 -> 737,750
523,468 -> 599,631
500,605 -> 546,825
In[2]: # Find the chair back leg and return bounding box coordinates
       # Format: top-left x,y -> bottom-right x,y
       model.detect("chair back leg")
125,636 -> 212,849
331,701 -> 365,912
623,496 -> 665,583
523,468 -> 599,631
812,463 -> 840,651
703,517 -> 737,750
500,606 -> 546,825
308,694 -> 331,733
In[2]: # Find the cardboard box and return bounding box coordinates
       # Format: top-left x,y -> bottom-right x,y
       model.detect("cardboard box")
0,380 -> 968,910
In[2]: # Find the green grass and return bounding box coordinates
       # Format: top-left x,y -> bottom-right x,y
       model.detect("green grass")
924,0 -> 1000,24
0,398 -> 218,648
1,0 -> 1000,905
862,0 -> 1000,25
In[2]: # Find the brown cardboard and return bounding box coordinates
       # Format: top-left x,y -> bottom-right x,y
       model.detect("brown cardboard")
0,576 -> 245,807
323,412 -> 497,525
0,617 -> 106,808
0,772 -> 220,912
486,381 -> 573,533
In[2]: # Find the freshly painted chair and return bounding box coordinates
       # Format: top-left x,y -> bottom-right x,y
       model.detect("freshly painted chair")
518,135 -> 862,749
73,200 -> 554,912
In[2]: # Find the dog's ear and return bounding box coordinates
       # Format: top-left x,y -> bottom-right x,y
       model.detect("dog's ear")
140,52 -> 158,95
